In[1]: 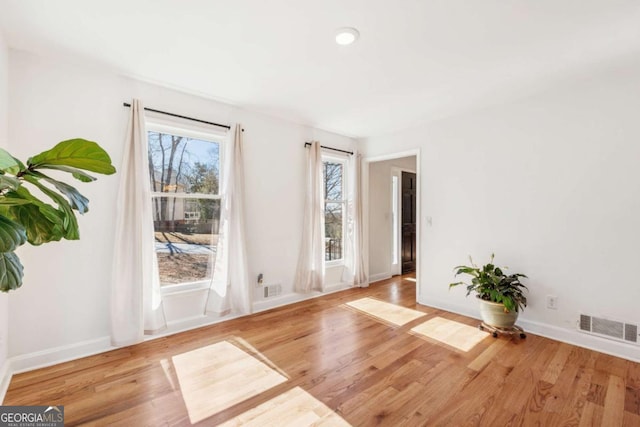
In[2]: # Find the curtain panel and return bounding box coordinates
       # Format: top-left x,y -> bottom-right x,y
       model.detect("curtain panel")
110,99 -> 166,347
294,141 -> 325,293
205,124 -> 252,315
343,151 -> 368,287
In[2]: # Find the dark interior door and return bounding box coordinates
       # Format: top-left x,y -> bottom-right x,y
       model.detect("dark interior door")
401,171 -> 417,274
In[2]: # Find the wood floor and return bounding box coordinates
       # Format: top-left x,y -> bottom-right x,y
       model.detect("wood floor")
4,275 -> 640,426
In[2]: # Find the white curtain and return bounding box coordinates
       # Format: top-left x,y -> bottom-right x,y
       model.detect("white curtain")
294,141 -> 325,293
110,99 -> 166,347
205,124 -> 252,315
343,151 -> 368,287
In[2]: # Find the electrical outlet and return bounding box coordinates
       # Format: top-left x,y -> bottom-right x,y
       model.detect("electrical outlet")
546,295 -> 558,310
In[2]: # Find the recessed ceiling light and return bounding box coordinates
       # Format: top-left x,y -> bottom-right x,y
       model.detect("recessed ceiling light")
335,27 -> 359,45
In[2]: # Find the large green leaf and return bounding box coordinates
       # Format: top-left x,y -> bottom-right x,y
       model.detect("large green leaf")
0,148 -> 25,176
0,251 -> 24,292
0,215 -> 27,252
0,175 -> 21,191
44,178 -> 89,214
32,164 -> 96,182
8,203 -> 65,245
23,176 -> 80,240
0,198 -> 32,207
3,187 -> 65,245
27,139 -> 116,175
27,171 -> 90,213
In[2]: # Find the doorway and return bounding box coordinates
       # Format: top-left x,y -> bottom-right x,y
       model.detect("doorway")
366,154 -> 418,284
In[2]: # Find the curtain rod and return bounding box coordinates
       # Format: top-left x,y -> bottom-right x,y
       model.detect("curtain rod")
122,102 -> 232,130
304,142 -> 353,155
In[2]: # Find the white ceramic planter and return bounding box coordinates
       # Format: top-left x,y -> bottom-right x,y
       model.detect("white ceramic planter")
478,297 -> 518,329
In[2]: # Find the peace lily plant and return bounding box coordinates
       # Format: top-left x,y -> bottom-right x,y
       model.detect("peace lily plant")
449,253 -> 528,313
0,139 -> 116,292
449,253 -> 529,333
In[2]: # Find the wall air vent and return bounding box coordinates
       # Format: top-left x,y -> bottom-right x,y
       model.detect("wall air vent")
263,284 -> 282,298
578,314 -> 639,345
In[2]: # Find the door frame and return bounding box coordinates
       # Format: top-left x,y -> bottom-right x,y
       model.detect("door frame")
363,148 -> 421,293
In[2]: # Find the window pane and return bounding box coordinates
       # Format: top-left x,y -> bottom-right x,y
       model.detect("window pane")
148,131 -> 220,195
325,202 -> 343,261
324,162 -> 343,201
152,197 -> 221,285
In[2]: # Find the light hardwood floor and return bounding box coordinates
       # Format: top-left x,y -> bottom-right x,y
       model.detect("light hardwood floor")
4,275 -> 640,426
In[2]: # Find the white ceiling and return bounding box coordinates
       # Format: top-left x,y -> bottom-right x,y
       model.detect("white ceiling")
1,0 -> 639,138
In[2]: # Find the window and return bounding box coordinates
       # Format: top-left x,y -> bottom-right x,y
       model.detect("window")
323,157 -> 346,263
147,123 -> 224,288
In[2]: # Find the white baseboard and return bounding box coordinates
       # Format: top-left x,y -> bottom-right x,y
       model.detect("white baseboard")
9,336 -> 113,376
516,318 -> 640,363
252,282 -> 352,313
0,360 -> 10,404
324,281 -> 353,293
369,272 -> 392,284
252,292 -> 308,312
156,313 -> 240,339
419,295 -> 640,363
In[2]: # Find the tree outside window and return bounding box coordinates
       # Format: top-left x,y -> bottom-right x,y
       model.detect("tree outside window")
147,129 -> 222,286
324,160 -> 345,262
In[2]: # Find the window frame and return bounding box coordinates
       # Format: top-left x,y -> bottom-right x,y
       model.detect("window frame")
322,153 -> 347,267
146,120 -> 227,293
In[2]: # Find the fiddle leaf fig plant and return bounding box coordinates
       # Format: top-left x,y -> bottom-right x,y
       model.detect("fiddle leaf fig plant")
0,139 -> 116,292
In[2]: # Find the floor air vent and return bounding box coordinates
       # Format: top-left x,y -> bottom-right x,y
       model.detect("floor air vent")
263,284 -> 282,298
579,314 -> 639,344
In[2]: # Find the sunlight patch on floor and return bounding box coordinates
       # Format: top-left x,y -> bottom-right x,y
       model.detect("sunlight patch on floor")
404,277 -> 417,282
345,297 -> 427,326
410,316 -> 488,352
159,358 -> 177,390
218,386 -> 351,427
172,340 -> 288,424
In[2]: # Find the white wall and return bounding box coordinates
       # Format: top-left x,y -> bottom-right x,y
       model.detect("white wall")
0,29 -> 10,392
368,156 -> 416,281
361,55 -> 640,361
6,50 -> 356,360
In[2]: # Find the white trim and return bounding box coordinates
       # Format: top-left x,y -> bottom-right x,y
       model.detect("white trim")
252,293 -> 309,313
369,272 -> 392,283
252,283 -> 352,313
517,319 -> 640,363
365,149 -> 421,164
145,120 -> 228,142
418,295 -> 640,363
8,336 -> 113,376
150,312 -> 240,340
150,192 -> 221,200
325,259 -> 345,268
161,280 -> 210,296
324,281 -> 352,293
0,360 -> 11,404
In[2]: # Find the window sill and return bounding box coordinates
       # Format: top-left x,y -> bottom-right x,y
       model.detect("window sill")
161,281 -> 210,297
325,261 -> 344,269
